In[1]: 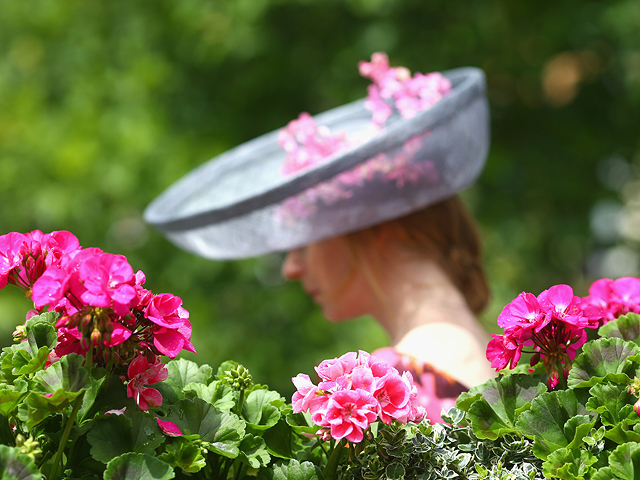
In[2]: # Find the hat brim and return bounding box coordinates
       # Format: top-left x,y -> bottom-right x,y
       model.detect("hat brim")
144,67 -> 489,259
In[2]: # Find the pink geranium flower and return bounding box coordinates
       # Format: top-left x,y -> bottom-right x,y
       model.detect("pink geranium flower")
126,356 -> 168,411
320,389 -> 378,443
581,277 -> 640,325
145,293 -> 188,329
486,333 -> 522,371
79,252 -> 137,316
157,418 -> 182,436
152,318 -> 196,358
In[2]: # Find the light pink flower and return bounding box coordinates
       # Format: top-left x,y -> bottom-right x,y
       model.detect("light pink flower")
291,374 -> 323,414
126,356 -> 168,411
315,351 -> 358,381
321,390 -> 378,443
373,371 -> 412,424
278,113 -> 352,175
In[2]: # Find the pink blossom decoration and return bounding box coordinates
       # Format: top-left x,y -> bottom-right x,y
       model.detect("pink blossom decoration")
359,52 -> 452,125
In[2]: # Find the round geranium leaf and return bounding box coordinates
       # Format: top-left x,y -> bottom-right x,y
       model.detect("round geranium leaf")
599,313 -> 640,345
567,337 -> 640,389
608,442 -> 640,480
104,452 -> 174,480
0,444 -> 43,480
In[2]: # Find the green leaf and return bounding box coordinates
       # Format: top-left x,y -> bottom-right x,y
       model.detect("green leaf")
463,374 -> 547,440
599,313 -> 640,345
24,311 -> 60,328
156,359 -> 213,405
607,442 -> 640,480
567,338 -> 640,389
0,384 -> 27,416
165,397 -> 244,458
78,368 -> 131,424
183,380 -> 235,412
239,434 -> 271,468
0,444 -> 43,480
543,447 -> 598,479
104,452 -> 175,480
516,389 -> 596,460
386,463 -> 406,480
586,383 -> 637,426
9,344 -> 50,377
32,353 -> 89,393
87,410 -> 165,463
158,437 -> 206,473
22,389 -> 84,429
26,321 -> 57,353
272,459 -> 320,480
243,389 -> 282,431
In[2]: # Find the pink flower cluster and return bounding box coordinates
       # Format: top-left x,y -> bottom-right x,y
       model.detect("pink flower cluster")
275,53 -> 445,223
0,229 -> 196,412
580,276 -> 640,324
359,52 -> 452,125
279,112 -> 352,176
486,280 -> 640,389
291,351 -> 425,443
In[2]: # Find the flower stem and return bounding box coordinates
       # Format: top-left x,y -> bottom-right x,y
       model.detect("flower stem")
48,392 -> 85,480
323,438 -> 346,480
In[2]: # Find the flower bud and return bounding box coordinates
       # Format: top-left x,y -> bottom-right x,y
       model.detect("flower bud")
12,325 -> 27,342
91,328 -> 102,346
635,399 -> 640,417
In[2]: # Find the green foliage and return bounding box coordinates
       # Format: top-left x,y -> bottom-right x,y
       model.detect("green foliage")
457,313 -> 640,479
337,409 -> 543,480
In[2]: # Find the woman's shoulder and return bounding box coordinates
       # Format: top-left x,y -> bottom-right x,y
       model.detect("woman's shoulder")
393,323 -> 495,388
372,346 -> 467,423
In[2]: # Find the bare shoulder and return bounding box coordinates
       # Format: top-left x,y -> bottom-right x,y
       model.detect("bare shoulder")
395,323 -> 494,388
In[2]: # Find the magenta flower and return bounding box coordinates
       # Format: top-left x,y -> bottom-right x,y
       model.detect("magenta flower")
157,418 -> 182,436
486,333 -> 523,371
145,293 -> 188,329
488,284 -> 598,389
79,252 -> 137,316
320,389 -> 378,443
581,277 -> 640,324
126,356 -> 168,411
153,318 -> 196,358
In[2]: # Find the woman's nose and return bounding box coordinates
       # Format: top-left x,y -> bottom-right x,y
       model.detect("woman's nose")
281,249 -> 304,280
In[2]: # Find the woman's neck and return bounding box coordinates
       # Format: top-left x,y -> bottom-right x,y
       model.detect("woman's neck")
374,260 -> 475,345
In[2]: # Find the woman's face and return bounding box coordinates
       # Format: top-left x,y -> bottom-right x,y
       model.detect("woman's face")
281,236 -> 374,322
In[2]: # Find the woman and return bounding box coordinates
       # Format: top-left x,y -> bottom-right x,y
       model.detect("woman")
145,53 -> 494,420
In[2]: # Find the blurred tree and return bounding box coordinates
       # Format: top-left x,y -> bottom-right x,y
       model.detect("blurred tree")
0,0 -> 638,396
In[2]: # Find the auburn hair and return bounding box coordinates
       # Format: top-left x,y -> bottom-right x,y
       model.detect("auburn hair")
346,195 -> 490,315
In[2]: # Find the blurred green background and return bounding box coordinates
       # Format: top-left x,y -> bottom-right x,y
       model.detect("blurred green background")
1,0 -> 639,397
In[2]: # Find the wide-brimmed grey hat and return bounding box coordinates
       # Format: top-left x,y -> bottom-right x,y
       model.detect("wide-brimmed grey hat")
144,63 -> 490,260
